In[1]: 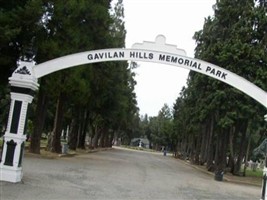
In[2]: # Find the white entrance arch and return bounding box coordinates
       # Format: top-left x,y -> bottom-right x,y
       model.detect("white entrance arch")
1,35 -> 267,183
16,35 -> 267,106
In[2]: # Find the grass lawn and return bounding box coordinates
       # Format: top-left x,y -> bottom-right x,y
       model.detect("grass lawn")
245,168 -> 263,177
240,164 -> 263,178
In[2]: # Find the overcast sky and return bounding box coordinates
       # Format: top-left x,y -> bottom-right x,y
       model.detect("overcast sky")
123,0 -> 216,117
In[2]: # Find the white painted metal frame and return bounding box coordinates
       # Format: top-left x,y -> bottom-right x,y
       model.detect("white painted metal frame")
33,35 -> 267,107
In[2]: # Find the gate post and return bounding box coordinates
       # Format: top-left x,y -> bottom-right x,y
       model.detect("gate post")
0,61 -> 39,183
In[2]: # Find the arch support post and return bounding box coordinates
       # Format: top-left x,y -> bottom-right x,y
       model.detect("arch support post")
0,61 -> 39,183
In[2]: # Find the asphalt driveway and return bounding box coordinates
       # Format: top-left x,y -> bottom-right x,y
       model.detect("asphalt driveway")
0,147 -> 261,200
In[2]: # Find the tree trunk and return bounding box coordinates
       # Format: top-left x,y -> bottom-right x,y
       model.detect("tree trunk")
104,131 -> 110,147
92,126 -> 101,149
30,80 -> 48,154
68,117 -> 79,150
214,130 -> 220,169
50,92 -> 66,153
233,120 -> 248,175
194,133 -> 201,165
89,132 -> 94,149
99,127 -> 108,148
77,109 -> 89,149
206,116 -> 215,171
108,131 -> 114,147
214,127 -> 229,173
243,129 -> 251,177
228,126 -> 235,173
222,129 -> 229,170
199,124 -> 208,165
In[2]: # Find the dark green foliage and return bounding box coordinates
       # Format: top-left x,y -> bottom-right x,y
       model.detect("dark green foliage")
0,0 -> 44,137
172,0 -> 267,175
139,104 -> 176,151
0,0 -> 43,84
0,0 -> 139,153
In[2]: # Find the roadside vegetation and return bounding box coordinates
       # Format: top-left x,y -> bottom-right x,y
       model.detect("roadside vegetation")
244,168 -> 263,178
0,0 -> 139,155
138,0 -> 267,177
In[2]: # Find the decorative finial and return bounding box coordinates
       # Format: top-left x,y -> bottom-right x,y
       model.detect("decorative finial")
132,34 -> 187,56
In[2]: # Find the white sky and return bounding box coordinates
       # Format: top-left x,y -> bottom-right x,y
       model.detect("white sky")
123,0 -> 216,117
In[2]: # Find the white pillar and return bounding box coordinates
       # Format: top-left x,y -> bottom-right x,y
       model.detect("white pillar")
0,61 -> 39,183
262,115 -> 267,199
261,167 -> 267,200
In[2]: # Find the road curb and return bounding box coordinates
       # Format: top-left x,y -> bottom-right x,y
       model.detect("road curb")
25,147 -> 113,159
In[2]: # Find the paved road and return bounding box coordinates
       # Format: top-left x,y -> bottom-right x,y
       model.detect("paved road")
0,147 -> 261,200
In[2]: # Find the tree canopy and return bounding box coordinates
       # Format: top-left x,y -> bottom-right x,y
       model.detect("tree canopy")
0,0 -> 139,154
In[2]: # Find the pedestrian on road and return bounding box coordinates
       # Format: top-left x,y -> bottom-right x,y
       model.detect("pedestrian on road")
163,147 -> 167,156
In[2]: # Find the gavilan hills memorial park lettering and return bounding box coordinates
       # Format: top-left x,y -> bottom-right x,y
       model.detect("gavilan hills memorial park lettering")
0,35 -> 266,184
87,50 -> 228,80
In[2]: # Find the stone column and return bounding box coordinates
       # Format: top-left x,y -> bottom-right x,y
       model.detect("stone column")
0,61 -> 39,183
